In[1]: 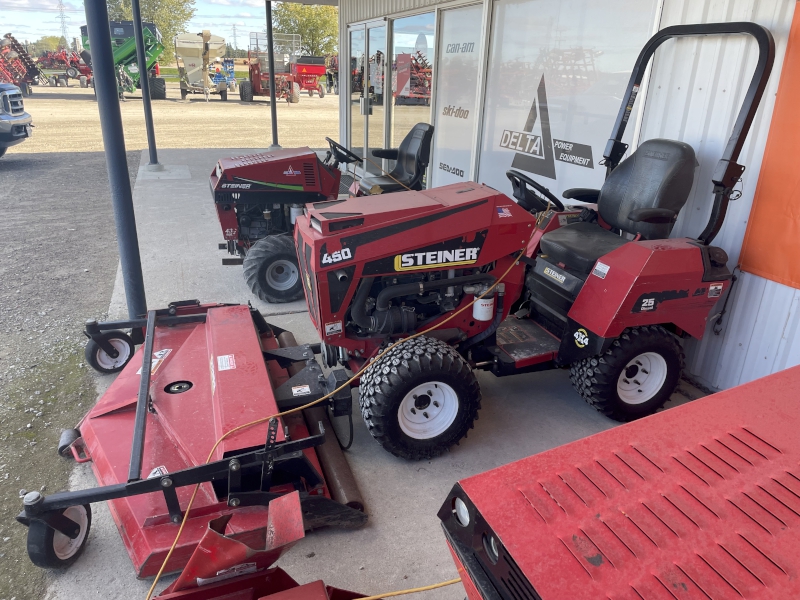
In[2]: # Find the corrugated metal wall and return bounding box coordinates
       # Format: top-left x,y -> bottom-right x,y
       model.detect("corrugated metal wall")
637,0 -> 798,389
340,0 -> 441,24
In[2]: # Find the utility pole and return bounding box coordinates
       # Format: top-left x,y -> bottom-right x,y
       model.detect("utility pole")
264,0 -> 280,150
231,24 -> 239,51
130,0 -> 161,169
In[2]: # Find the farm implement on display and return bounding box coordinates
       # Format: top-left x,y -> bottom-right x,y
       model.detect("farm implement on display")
291,56 -> 328,98
176,31 -> 231,101
0,34 -> 39,94
36,48 -> 93,88
239,32 -> 301,103
18,301 -> 366,576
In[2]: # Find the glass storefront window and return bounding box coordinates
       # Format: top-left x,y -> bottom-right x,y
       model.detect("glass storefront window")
391,12 -> 435,149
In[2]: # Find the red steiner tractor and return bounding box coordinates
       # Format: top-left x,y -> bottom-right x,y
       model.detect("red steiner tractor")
210,125 -> 434,303
290,22 -> 773,460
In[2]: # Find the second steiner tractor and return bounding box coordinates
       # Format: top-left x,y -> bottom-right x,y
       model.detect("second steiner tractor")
291,22 -> 774,460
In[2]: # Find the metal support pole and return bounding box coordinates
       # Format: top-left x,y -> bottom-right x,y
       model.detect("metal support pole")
130,0 -> 161,169
265,0 -> 280,150
84,0 -> 148,320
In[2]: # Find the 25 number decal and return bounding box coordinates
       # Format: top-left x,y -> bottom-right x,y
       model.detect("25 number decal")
322,248 -> 352,265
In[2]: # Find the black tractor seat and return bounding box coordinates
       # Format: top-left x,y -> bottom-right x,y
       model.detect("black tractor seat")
358,123 -> 434,195
539,138 -> 697,274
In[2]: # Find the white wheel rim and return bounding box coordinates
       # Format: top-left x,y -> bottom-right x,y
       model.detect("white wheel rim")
52,506 -> 88,560
397,381 -> 459,440
95,338 -> 131,370
266,259 -> 299,291
616,351 -> 668,405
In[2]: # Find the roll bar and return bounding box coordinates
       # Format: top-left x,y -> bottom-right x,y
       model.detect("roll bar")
602,22 -> 775,245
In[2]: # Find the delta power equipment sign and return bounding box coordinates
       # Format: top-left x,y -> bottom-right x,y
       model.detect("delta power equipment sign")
498,75 -> 595,181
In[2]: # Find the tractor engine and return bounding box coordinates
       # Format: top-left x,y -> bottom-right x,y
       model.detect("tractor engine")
295,181 -> 536,364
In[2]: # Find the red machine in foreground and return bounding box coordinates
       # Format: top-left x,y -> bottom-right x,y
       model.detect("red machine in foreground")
292,22 -> 774,460
17,301 -> 366,576
439,364 -> 800,600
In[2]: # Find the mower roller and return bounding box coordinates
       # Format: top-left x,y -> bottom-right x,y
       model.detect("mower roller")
438,363 -> 800,600
210,124 -> 434,304
289,22 -> 774,460
17,300 -> 366,576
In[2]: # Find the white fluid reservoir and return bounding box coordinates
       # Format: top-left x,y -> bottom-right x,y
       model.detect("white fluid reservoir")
473,295 -> 495,321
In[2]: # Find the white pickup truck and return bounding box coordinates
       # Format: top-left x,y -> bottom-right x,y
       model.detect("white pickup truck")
0,82 -> 33,158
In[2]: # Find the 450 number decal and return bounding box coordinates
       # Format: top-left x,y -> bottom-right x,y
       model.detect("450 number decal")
322,248 -> 352,265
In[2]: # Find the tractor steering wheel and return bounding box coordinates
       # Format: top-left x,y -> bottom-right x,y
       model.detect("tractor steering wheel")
326,137 -> 362,165
505,169 -> 565,212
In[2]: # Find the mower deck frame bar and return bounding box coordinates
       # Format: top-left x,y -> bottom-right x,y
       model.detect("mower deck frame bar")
18,422 -> 327,537
128,309 -> 157,482
603,22 -> 775,244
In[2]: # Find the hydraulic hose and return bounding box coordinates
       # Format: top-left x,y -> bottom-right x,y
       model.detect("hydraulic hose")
350,276 -> 376,330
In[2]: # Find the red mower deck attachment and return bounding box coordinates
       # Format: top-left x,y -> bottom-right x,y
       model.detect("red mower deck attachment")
17,301 -> 366,577
439,365 -> 800,600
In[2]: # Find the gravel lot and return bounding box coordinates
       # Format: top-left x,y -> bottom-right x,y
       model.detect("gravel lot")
7,82 -> 340,154
0,150 -> 140,600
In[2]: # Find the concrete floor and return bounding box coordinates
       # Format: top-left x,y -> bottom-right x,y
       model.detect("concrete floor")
46,148 -> 698,599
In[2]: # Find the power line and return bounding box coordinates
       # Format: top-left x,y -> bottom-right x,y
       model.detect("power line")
56,0 -> 70,47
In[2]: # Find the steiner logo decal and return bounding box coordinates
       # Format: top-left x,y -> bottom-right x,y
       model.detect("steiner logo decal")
543,266 -> 566,285
283,165 -> 302,176
574,328 -> 590,348
395,247 -> 479,271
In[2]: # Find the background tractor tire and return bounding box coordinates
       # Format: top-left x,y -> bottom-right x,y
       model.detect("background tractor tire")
219,89 -> 228,101
66,67 -> 79,79
307,88 -> 314,97
239,79 -> 253,102
85,331 -> 135,374
318,84 -> 326,98
79,76 -> 88,88
48,76 -> 57,87
289,82 -> 300,103
148,77 -> 167,100
180,88 -> 188,100
570,325 -> 684,421
27,504 -> 91,568
242,235 -> 303,303
359,336 -> 481,460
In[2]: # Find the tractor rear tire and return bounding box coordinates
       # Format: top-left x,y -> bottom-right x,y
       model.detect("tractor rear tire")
219,89 -> 227,101
149,77 -> 167,100
242,235 -> 303,303
79,76 -> 87,88
239,80 -> 253,102
289,82 -> 300,103
359,336 -> 481,460
570,325 -> 684,422
318,84 -> 326,98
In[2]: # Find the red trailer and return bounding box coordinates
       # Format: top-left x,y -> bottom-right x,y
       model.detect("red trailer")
290,56 -> 327,98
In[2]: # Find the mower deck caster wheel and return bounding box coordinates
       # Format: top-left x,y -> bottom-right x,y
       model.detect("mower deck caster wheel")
243,235 -> 303,303
27,504 -> 92,569
570,325 -> 684,421
58,429 -> 81,458
85,330 -> 135,374
359,336 -> 482,460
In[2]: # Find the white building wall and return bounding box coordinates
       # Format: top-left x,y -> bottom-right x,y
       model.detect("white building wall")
636,0 -> 798,390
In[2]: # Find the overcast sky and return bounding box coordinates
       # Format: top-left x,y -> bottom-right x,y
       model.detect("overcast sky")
1,0 -> 270,48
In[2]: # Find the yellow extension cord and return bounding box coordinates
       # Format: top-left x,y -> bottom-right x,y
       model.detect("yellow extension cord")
144,226 -> 538,600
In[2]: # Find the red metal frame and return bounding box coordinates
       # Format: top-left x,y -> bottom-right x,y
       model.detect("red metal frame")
442,364 -> 800,600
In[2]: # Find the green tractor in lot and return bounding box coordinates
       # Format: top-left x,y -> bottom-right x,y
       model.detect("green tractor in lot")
80,20 -> 167,100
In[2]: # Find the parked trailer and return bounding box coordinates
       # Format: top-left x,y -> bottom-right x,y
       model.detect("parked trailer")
175,31 -> 229,101
290,56 -> 327,97
239,32 -> 300,104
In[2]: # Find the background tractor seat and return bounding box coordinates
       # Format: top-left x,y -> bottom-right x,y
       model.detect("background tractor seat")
539,138 -> 697,274
358,123 -> 434,195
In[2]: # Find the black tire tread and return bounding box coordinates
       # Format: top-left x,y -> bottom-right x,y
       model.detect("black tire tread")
242,235 -> 303,303
359,336 -> 481,460
149,77 -> 167,100
570,325 -> 684,422
27,504 -> 92,568
240,80 -> 253,102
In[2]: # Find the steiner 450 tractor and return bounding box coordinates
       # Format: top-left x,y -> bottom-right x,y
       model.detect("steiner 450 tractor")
292,22 -> 773,460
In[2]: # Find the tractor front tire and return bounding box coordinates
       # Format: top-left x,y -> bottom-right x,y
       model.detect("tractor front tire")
27,504 -> 91,569
570,325 -> 684,422
149,77 -> 167,100
242,235 -> 303,303
239,80 -> 253,102
359,336 -> 481,460
289,82 -> 300,103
